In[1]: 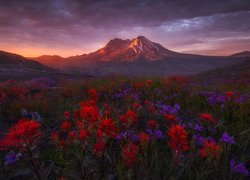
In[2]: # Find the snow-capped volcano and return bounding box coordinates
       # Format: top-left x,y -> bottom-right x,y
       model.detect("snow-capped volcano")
29,36 -> 244,76
93,36 -> 180,61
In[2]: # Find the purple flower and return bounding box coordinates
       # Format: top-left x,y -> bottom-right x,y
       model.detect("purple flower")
146,129 -> 153,135
230,159 -> 249,176
188,123 -> 193,128
220,133 -> 235,145
146,129 -> 164,139
194,124 -> 203,131
115,131 -> 128,141
4,151 -> 21,165
192,134 -> 205,146
130,134 -> 139,143
154,130 -> 164,139
160,103 -> 180,115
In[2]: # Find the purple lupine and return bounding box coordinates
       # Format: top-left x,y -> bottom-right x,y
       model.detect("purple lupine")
230,159 -> 249,176
130,134 -> 139,143
159,103 -> 180,115
146,129 -> 164,139
154,130 -> 164,139
115,131 -> 127,141
220,133 -> 235,145
4,151 -> 21,165
194,124 -> 204,131
233,94 -> 249,104
192,134 -> 205,146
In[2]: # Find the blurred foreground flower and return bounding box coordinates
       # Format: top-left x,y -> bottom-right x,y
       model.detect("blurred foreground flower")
230,159 -> 249,176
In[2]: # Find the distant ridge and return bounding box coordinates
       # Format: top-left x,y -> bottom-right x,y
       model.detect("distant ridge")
230,51 -> 250,57
0,50 -> 53,72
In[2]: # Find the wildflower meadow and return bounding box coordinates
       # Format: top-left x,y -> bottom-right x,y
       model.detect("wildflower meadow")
0,76 -> 249,179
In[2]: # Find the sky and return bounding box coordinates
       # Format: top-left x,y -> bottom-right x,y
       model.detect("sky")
0,0 -> 250,57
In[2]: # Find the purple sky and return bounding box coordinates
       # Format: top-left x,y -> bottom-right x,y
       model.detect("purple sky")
0,0 -> 250,57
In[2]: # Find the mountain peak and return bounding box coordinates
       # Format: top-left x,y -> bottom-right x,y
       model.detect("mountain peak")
135,35 -> 148,40
92,35 -> 180,61
106,38 -> 130,46
128,36 -> 167,55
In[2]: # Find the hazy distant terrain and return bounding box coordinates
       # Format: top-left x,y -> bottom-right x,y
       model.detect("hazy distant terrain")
0,37 -> 249,80
30,36 -> 248,76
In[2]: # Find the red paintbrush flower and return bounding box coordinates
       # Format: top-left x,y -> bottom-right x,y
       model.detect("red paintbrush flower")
125,110 -> 138,123
79,101 -> 99,123
92,140 -> 105,155
50,131 -> 59,142
0,118 -> 41,150
199,140 -> 221,159
60,120 -> 71,132
132,102 -> 140,110
225,91 -> 234,98
64,111 -> 70,119
119,110 -> 138,128
77,129 -> 88,142
139,132 -> 150,144
146,79 -> 153,86
121,143 -> 139,168
75,120 -> 85,129
199,113 -> 216,124
97,118 -> 117,139
88,88 -> 97,101
163,114 -> 176,121
167,125 -> 189,153
67,131 -> 75,142
147,119 -> 158,129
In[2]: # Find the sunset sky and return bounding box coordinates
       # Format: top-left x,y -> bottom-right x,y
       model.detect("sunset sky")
0,0 -> 250,57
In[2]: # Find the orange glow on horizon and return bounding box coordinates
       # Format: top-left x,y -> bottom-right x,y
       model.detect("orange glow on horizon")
0,43 -> 247,58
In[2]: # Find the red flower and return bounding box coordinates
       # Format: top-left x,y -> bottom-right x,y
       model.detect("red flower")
80,101 -> 99,123
64,111 -> 70,119
225,91 -> 234,98
50,131 -> 59,142
144,100 -> 156,112
60,140 -> 66,148
60,121 -> 71,132
199,113 -> 216,124
76,120 -> 85,129
144,100 -> 151,105
0,118 -> 41,150
98,118 -> 117,138
125,110 -> 137,123
147,119 -> 157,129
163,114 -> 175,121
119,110 -> 138,127
88,88 -> 97,101
132,102 -> 140,110
93,140 -> 105,155
121,143 -> 139,168
78,129 -> 88,142
199,140 -> 221,159
67,131 -> 75,142
146,79 -> 153,86
139,132 -> 150,144
167,125 -> 189,153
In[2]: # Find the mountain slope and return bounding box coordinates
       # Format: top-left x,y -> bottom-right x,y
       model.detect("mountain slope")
0,50 -> 53,72
229,51 -> 250,58
198,58 -> 250,79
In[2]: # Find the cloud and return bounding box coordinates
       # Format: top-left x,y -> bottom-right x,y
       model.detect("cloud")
0,0 -> 249,56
